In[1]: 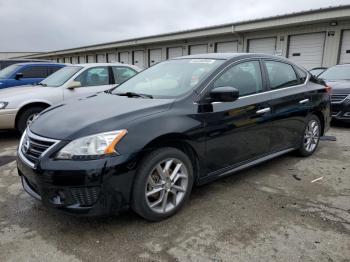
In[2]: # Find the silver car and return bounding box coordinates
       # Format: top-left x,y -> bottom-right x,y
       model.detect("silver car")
0,63 -> 140,132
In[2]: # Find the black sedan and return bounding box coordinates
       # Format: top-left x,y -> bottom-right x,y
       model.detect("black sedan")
318,64 -> 350,122
17,53 -> 331,221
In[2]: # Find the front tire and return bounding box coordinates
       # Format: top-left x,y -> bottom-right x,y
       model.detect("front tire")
17,106 -> 45,134
297,115 -> 321,157
131,147 -> 194,221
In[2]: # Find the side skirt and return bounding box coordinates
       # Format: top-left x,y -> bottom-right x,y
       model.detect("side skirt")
198,148 -> 296,185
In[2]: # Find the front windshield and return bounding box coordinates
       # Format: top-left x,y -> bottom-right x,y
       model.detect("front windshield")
319,66 -> 350,81
112,59 -> 225,98
0,64 -> 20,79
40,66 -> 83,87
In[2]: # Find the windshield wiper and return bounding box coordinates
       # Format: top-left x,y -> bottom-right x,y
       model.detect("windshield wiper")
116,92 -> 153,99
37,83 -> 47,87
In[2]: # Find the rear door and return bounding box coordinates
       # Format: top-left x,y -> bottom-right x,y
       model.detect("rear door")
202,60 -> 273,174
262,60 -> 310,152
64,66 -> 112,99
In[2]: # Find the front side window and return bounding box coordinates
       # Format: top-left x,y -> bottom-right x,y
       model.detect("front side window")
112,59 -> 224,98
213,61 -> 263,97
20,66 -> 48,78
265,61 -> 299,89
75,67 -> 109,87
112,67 -> 137,84
40,66 -> 82,87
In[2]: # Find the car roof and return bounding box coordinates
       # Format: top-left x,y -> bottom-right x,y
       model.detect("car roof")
67,62 -> 142,71
173,52 -> 290,61
12,62 -> 65,66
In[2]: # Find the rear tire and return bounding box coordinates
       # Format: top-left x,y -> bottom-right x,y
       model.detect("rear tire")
131,147 -> 194,221
17,106 -> 45,134
297,115 -> 321,157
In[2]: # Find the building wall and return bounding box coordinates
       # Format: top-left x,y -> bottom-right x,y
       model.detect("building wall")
43,20 -> 350,70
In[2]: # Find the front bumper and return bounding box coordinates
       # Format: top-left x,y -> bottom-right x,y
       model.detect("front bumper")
17,152 -> 137,217
331,99 -> 350,122
0,108 -> 17,129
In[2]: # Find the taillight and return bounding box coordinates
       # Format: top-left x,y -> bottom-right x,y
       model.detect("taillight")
325,85 -> 332,94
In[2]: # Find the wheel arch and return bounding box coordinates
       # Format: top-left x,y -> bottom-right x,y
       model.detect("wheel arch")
15,102 -> 51,129
312,110 -> 325,136
138,133 -> 201,184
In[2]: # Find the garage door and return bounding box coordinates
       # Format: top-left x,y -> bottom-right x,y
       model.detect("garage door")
71,57 -> 79,64
288,33 -> 326,70
79,56 -> 86,63
189,44 -> 208,55
58,58 -> 64,63
167,47 -> 183,59
87,55 -> 95,63
64,57 -> 71,63
216,41 -> 238,53
248,38 -> 276,55
133,50 -> 145,68
149,49 -> 162,66
119,52 -> 129,64
107,53 -> 117,63
97,54 -> 106,63
339,30 -> 350,64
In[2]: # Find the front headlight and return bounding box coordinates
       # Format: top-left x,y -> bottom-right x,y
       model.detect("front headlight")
56,129 -> 127,160
0,102 -> 8,109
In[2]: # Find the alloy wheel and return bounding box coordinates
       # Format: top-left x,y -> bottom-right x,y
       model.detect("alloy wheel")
303,119 -> 320,153
26,113 -> 39,127
145,158 -> 188,214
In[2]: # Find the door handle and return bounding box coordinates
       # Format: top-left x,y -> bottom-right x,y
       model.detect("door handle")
299,99 -> 310,104
256,107 -> 271,114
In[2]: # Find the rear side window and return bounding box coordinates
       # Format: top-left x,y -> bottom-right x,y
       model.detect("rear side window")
265,61 -> 299,89
112,67 -> 137,84
213,60 -> 263,97
20,66 -> 48,78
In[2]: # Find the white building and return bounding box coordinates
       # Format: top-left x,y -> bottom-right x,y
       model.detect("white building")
21,5 -> 350,70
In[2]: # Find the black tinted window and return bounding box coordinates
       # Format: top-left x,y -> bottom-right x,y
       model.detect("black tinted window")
112,67 -> 137,84
265,61 -> 299,89
213,61 -> 263,96
48,66 -> 63,75
20,66 -> 48,78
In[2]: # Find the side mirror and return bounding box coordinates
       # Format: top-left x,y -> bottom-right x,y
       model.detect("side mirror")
15,73 -> 23,80
209,86 -> 239,102
67,81 -> 81,89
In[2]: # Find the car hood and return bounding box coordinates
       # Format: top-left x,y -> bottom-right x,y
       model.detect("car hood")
30,93 -> 174,140
326,80 -> 350,94
0,84 -> 38,97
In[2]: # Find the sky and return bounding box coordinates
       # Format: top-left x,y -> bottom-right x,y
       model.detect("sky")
0,0 -> 349,52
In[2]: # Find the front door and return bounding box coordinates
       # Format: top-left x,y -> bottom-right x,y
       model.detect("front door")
201,60 -> 273,174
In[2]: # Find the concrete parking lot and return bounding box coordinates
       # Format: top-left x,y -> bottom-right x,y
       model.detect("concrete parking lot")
0,125 -> 349,262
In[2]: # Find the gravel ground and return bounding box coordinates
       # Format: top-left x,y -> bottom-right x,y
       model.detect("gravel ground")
0,124 -> 349,262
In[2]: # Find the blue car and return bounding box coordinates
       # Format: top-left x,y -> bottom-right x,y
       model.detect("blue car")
0,62 -> 65,89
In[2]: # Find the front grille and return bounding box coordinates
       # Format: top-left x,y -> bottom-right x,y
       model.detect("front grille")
19,130 -> 59,166
331,94 -> 349,103
70,187 -> 101,206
